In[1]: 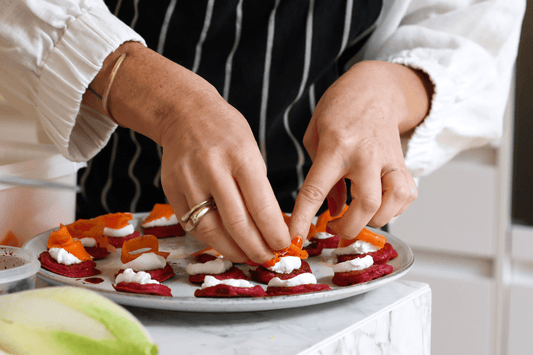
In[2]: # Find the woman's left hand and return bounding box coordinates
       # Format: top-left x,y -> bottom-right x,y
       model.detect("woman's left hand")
289,60 -> 432,240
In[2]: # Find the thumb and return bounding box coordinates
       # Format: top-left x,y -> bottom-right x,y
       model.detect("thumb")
289,153 -> 345,240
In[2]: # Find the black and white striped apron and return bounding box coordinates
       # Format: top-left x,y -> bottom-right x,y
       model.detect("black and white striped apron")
76,0 -> 383,219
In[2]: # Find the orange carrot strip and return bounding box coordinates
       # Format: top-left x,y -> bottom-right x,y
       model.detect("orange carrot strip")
48,225 -> 93,262
190,247 -> 220,257
316,205 -> 349,233
338,228 -> 387,249
66,219 -> 102,239
307,222 -> 317,240
95,212 -> 133,229
282,211 -> 291,226
284,243 -> 309,259
274,236 -> 308,260
291,237 -> 303,249
1,230 -> 19,247
121,235 -> 168,264
66,219 -> 115,252
143,203 -> 175,224
281,212 -> 316,240
260,253 -> 281,269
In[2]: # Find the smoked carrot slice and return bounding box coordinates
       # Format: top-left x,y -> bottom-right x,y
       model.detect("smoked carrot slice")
260,254 -> 281,269
95,212 -> 133,229
315,204 -> 349,233
143,204 -> 175,224
47,225 -> 93,262
121,235 -> 170,264
267,236 -> 308,268
338,228 -> 387,249
1,230 -> 19,247
66,219 -> 115,252
284,243 -> 309,260
282,211 -> 291,226
66,219 -> 103,239
307,222 -> 317,240
190,247 -> 221,257
291,237 -> 303,249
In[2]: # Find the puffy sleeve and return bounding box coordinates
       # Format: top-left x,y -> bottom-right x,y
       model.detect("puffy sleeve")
0,0 -> 146,162
359,0 -> 526,178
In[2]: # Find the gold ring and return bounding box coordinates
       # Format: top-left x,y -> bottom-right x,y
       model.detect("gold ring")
181,198 -> 215,223
381,168 -> 400,178
181,198 -> 216,233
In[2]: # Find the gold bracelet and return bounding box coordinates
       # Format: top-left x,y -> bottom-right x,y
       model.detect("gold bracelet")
101,53 -> 127,127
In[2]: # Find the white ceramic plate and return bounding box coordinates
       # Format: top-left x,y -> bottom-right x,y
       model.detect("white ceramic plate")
24,213 -> 414,313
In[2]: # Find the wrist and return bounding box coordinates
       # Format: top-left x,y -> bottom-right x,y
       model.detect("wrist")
392,63 -> 433,135
83,41 -> 218,146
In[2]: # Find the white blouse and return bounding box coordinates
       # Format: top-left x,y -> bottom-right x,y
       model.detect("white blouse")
0,0 -> 526,179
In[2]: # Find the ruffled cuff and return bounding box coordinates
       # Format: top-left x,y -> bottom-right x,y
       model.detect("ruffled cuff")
35,5 -> 146,162
388,50 -> 500,178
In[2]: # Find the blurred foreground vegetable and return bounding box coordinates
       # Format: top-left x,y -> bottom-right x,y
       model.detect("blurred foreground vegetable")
0,286 -> 158,355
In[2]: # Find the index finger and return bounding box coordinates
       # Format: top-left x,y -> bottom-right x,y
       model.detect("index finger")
289,152 -> 345,240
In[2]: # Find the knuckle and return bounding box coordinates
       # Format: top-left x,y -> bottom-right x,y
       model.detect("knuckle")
358,194 -> 381,214
224,214 -> 250,232
410,187 -> 419,200
391,186 -> 410,202
299,182 -> 328,204
253,203 -> 278,217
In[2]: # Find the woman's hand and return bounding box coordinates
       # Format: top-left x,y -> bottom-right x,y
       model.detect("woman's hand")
159,89 -> 291,264
83,42 -> 291,263
289,60 -> 433,241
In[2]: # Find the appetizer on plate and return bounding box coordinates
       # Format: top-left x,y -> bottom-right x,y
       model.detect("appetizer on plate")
66,218 -> 115,260
266,272 -> 331,296
95,212 -> 140,248
332,228 -> 398,264
186,257 -> 248,284
141,203 -> 186,238
38,225 -> 101,278
249,256 -> 313,284
117,235 -> 175,282
304,206 -> 348,256
190,247 -> 221,263
194,275 -> 266,298
113,268 -> 173,297
331,228 -> 396,286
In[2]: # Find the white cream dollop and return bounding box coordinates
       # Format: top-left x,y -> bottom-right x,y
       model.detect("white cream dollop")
103,224 -> 135,237
331,240 -> 379,256
267,256 -> 302,274
313,231 -> 335,240
201,275 -> 256,289
333,255 -> 374,273
115,268 -> 160,285
49,248 -> 82,265
268,273 -> 317,287
186,258 -> 233,275
142,214 -> 179,228
122,253 -> 167,271
73,238 -> 97,248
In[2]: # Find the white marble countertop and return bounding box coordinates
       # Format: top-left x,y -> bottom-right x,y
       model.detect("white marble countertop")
125,279 -> 431,355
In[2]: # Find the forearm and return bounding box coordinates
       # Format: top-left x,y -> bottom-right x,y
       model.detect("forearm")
82,41 -> 217,145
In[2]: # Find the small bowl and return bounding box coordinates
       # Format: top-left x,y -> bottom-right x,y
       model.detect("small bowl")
0,246 -> 40,294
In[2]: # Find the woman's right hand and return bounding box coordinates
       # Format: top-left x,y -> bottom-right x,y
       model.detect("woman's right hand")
83,42 -> 291,264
